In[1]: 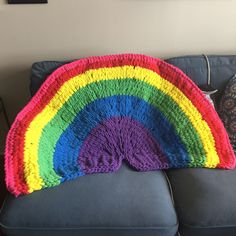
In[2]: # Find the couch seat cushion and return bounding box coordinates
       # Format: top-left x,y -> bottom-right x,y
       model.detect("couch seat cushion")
0,163 -> 177,236
167,168 -> 236,236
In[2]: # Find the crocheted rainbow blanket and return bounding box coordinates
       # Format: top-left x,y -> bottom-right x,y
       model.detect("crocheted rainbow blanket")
5,54 -> 236,196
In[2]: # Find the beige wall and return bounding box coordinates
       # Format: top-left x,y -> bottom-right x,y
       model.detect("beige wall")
0,0 -> 236,123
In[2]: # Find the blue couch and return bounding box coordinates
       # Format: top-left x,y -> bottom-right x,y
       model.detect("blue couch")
1,55 -> 236,236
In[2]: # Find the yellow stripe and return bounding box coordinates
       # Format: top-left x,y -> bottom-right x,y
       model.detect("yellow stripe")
24,66 -> 219,192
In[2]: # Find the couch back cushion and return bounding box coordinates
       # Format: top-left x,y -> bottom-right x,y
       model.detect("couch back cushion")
30,55 -> 236,103
166,55 -> 236,103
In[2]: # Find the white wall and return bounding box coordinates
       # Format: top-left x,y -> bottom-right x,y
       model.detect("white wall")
0,0 -> 236,122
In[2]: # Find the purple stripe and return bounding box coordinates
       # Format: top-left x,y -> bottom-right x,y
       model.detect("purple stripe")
78,117 -> 169,173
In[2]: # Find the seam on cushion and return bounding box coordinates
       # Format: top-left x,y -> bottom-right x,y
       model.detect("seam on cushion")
163,171 -> 181,236
0,222 -> 179,231
163,171 -> 175,206
166,55 -> 236,61
165,64 -> 236,71
0,194 -> 10,218
180,222 -> 236,229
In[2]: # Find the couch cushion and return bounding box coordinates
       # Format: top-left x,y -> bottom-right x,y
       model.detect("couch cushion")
0,163 -> 178,236
30,60 -> 72,96
167,168 -> 236,236
31,56 -> 236,103
166,55 -> 236,103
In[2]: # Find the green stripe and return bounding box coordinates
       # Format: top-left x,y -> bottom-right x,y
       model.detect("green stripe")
38,78 -> 206,187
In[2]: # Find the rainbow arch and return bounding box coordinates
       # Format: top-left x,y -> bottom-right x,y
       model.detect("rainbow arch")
5,54 -> 235,196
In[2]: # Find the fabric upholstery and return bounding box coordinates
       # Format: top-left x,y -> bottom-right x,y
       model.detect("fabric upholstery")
0,163 -> 178,236
166,55 -> 236,103
30,60 -> 72,96
167,168 -> 236,236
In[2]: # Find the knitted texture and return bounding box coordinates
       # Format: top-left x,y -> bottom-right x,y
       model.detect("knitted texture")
5,54 -> 236,196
